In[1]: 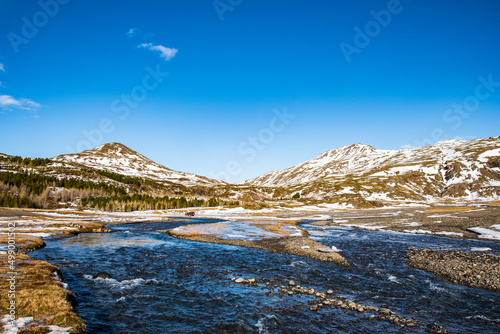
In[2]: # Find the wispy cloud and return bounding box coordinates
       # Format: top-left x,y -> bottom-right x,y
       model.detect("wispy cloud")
126,27 -> 154,39
126,27 -> 138,38
138,43 -> 178,61
0,95 -> 41,111
0,64 -> 5,86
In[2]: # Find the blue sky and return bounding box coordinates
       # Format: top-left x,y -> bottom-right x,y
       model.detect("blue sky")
0,0 -> 499,182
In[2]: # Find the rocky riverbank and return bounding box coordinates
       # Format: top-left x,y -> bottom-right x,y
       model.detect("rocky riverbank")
0,209 -> 112,333
315,205 -> 500,242
404,248 -> 500,292
167,232 -> 350,266
166,219 -> 350,266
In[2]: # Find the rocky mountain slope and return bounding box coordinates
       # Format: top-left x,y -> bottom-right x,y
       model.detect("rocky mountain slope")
51,143 -> 226,188
244,137 -> 500,202
2,138 -> 499,208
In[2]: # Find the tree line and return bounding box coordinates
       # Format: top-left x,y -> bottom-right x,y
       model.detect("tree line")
0,156 -> 51,167
81,194 -> 239,212
82,169 -> 162,188
0,171 -> 240,211
0,171 -> 127,196
0,171 -> 126,209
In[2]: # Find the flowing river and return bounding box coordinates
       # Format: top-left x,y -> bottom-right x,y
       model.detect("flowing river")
31,219 -> 500,333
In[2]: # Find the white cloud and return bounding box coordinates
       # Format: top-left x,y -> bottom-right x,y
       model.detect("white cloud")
126,28 -> 138,37
0,63 -> 4,72
138,43 -> 178,61
126,27 -> 155,39
0,95 -> 41,111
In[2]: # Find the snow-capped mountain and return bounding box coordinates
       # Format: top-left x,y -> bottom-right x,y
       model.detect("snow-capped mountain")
52,143 -> 225,187
244,137 -> 500,201
3,138 -> 499,205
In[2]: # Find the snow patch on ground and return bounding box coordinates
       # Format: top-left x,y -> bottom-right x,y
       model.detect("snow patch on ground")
364,192 -> 392,201
404,222 -> 421,227
404,229 -> 433,234
337,186 -> 355,194
471,247 -> 492,252
20,232 -> 53,238
2,317 -> 33,333
0,316 -> 64,334
467,226 -> 500,240
478,148 -> 500,162
46,325 -> 72,334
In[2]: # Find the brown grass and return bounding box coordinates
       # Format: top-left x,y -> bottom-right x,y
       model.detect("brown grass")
0,254 -> 85,333
0,235 -> 45,252
78,222 -> 105,233
18,325 -> 51,334
424,206 -> 478,213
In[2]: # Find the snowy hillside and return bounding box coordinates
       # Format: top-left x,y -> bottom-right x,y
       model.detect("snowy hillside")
52,143 -> 226,187
244,137 -> 500,201
2,138 -> 499,205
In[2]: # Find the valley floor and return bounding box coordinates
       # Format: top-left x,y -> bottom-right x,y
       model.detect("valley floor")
0,201 -> 499,333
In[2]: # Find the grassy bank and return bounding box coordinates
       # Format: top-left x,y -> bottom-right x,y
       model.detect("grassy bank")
0,251 -> 86,333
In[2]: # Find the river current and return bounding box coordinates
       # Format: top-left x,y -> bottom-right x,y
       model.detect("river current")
31,219 -> 500,333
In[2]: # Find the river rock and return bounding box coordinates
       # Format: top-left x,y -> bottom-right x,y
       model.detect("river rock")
380,308 -> 391,315
94,272 -> 111,279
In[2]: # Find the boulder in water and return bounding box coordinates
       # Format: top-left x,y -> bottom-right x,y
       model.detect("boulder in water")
94,272 -> 111,279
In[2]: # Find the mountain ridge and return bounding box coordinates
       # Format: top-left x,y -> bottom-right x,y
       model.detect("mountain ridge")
51,142 -> 226,188
2,137 -> 499,208
243,136 -> 500,201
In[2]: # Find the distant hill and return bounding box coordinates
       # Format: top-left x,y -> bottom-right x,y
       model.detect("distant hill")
243,137 -> 500,202
52,142 -> 226,188
0,143 -> 229,210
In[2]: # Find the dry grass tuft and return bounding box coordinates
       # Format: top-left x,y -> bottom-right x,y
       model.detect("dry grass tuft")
0,235 -> 45,252
0,254 -> 86,333
18,325 -> 51,334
